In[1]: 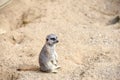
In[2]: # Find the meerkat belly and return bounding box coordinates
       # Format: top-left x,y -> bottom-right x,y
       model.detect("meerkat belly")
49,48 -> 56,60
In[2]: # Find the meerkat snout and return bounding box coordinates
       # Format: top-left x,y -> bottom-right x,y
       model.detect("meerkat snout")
56,40 -> 59,43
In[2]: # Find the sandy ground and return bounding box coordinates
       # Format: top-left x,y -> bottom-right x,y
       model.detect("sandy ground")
0,0 -> 120,80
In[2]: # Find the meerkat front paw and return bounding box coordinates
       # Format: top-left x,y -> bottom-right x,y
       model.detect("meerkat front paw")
56,65 -> 61,69
51,60 -> 57,65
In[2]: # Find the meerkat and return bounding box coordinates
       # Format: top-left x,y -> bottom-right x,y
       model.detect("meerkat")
39,34 -> 60,73
17,34 -> 60,73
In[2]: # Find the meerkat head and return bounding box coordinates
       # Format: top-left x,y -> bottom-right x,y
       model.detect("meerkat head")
46,34 -> 59,46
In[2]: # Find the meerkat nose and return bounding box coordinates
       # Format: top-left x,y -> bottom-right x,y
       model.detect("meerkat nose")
56,40 -> 59,43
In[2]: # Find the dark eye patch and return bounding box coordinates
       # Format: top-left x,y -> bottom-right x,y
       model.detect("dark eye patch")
50,38 -> 56,41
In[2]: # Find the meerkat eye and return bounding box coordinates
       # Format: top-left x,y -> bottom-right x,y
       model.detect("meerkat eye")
50,38 -> 56,41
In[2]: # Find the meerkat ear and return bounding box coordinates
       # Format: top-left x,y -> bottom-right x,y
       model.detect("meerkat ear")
46,39 -> 48,41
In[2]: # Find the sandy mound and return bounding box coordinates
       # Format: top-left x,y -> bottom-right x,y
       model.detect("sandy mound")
0,0 -> 120,80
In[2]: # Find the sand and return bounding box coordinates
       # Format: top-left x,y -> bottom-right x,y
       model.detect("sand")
0,0 -> 120,80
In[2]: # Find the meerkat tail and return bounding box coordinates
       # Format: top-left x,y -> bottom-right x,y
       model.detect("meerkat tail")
17,65 -> 40,71
17,68 -> 39,71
